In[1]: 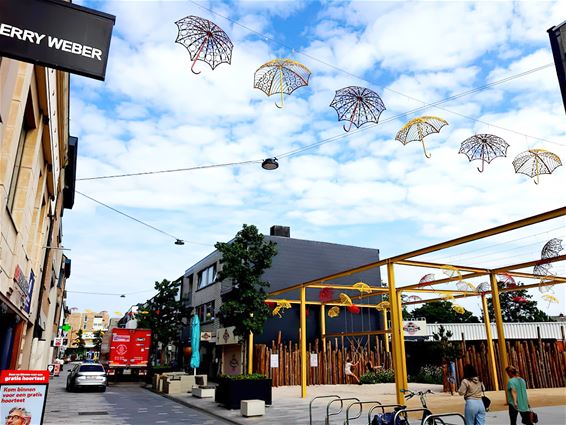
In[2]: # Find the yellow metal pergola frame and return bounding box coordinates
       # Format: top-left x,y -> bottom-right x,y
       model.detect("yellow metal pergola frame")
260,206 -> 566,402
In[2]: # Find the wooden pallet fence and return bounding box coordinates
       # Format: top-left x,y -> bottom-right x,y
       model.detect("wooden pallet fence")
254,337 -> 392,387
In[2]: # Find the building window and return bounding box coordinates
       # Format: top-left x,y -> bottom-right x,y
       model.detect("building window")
197,264 -> 216,289
197,301 -> 215,323
7,126 -> 27,211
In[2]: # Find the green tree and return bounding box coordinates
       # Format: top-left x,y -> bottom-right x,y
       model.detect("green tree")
487,281 -> 552,322
215,224 -> 277,339
137,278 -> 189,364
73,329 -> 86,357
431,325 -> 462,362
93,330 -> 104,353
410,300 -> 480,323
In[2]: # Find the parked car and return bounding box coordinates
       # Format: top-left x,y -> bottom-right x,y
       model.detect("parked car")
66,362 -> 107,392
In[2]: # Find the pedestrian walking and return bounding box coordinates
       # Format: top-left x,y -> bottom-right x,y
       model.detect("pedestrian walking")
505,365 -> 533,425
458,364 -> 486,425
344,358 -> 361,385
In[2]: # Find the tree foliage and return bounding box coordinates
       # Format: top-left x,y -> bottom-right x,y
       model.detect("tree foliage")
487,281 -> 552,322
215,224 -> 277,338
409,300 -> 480,323
137,279 -> 189,354
431,325 -> 462,362
73,329 -> 86,350
93,330 -> 104,353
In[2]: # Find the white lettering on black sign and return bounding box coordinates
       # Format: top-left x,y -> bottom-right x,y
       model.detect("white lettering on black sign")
0,23 -> 103,60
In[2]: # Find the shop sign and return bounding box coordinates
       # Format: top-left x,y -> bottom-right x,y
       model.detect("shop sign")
200,331 -> 216,343
402,320 -> 427,337
310,353 -> 318,367
53,337 -> 64,347
13,265 -> 29,294
0,370 -> 49,425
24,270 -> 35,314
216,327 -> 239,345
0,0 -> 116,80
270,354 -> 279,368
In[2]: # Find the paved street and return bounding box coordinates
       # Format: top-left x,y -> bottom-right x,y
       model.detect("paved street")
43,369 -> 229,425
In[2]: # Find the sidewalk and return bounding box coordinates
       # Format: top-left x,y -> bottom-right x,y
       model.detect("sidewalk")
159,383 -> 566,425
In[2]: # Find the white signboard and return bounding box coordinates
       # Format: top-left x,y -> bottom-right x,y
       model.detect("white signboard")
53,337 -> 63,347
200,331 -> 216,343
216,327 -> 239,345
403,320 -> 427,337
310,353 -> 318,367
270,354 -> 279,368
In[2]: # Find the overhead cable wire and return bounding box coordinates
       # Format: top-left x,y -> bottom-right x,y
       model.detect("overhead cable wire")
190,1 -> 561,156
76,190 -> 212,246
77,159 -> 262,181
67,289 -> 156,296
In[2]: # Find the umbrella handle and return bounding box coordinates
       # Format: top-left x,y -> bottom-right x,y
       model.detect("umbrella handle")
421,139 -> 431,158
343,121 -> 354,132
190,36 -> 208,75
343,103 -> 358,132
477,159 -> 485,173
534,174 -> 540,185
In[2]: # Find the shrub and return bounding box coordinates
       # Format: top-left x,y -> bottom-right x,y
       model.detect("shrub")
412,365 -> 443,384
219,373 -> 267,380
360,368 -> 395,384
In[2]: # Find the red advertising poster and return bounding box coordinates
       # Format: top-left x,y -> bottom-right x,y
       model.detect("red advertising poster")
0,370 -> 49,425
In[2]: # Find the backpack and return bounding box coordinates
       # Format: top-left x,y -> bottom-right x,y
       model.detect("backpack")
371,412 -> 408,425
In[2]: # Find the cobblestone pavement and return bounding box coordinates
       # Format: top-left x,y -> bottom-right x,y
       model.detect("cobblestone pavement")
43,369 -> 230,425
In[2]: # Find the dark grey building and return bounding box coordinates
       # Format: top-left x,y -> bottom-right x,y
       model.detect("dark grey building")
180,226 -> 382,368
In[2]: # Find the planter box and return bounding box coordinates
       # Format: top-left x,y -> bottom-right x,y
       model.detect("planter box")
215,378 -> 272,410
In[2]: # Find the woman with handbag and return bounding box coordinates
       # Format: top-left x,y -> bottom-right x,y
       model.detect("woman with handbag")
505,365 -> 535,425
458,364 -> 486,425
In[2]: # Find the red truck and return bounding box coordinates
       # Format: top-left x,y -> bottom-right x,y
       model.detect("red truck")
100,328 -> 152,379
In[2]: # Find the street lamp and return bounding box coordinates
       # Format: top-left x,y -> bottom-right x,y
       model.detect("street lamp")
261,158 -> 279,170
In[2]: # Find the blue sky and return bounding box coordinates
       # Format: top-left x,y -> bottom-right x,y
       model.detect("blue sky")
66,0 -> 565,318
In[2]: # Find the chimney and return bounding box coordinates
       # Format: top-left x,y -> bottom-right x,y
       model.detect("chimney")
270,225 -> 290,237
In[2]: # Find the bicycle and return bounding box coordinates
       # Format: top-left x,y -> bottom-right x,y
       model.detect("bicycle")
397,389 -> 446,425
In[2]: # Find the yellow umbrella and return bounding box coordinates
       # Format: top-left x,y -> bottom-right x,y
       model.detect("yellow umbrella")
253,59 -> 311,108
328,306 -> 340,318
512,149 -> 562,184
352,282 -> 372,294
452,304 -> 465,314
272,300 -> 292,318
376,301 -> 390,311
395,116 -> 448,158
339,293 -> 353,306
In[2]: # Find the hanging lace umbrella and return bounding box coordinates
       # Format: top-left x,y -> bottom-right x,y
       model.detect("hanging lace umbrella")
419,273 -> 436,285
376,301 -> 390,311
533,262 -> 553,277
406,295 -> 422,303
456,281 -> 476,291
329,86 -> 386,132
328,306 -> 340,318
542,294 -> 560,307
541,238 -> 563,259
175,16 -> 233,74
512,296 -> 528,303
352,282 -> 372,294
254,59 -> 311,108
319,287 -> 334,302
476,282 -> 490,293
395,116 -> 448,158
443,265 -> 462,281
272,300 -> 292,318
347,305 -> 361,314
458,134 -> 509,172
452,304 -> 465,314
512,149 -> 562,184
496,272 -> 516,287
339,293 -> 353,306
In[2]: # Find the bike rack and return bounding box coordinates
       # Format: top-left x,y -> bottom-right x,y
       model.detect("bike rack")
309,395 -> 341,425
367,404 -> 405,425
422,413 -> 465,425
344,400 -> 382,424
393,407 -> 432,425
326,397 -> 360,425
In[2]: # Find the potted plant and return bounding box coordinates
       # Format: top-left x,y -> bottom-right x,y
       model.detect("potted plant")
215,373 -> 272,409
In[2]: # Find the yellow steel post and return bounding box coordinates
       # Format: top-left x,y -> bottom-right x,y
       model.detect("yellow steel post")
383,309 -> 390,353
387,262 -> 407,405
320,304 -> 326,352
481,294 -> 499,391
248,331 -> 253,375
300,286 -> 307,398
395,289 -> 408,386
490,272 -> 509,391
